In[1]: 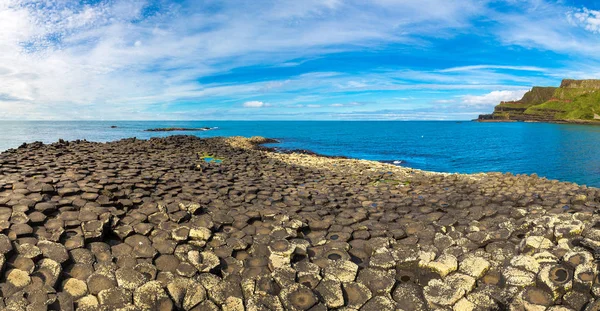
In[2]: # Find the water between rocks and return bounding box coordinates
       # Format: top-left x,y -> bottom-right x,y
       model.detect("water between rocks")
1,121 -> 600,187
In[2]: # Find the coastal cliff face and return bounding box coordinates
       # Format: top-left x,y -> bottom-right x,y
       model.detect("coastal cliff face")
478,79 -> 600,122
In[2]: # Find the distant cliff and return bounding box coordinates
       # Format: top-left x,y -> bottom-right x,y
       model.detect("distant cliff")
478,79 -> 600,123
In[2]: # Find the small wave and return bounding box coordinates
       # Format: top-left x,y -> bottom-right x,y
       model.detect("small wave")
379,160 -> 405,166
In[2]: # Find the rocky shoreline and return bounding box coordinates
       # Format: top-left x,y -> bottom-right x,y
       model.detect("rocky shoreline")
1,135 -> 600,310
475,119 -> 600,126
144,127 -> 216,132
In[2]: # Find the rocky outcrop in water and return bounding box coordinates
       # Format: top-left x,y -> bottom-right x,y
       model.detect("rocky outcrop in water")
1,136 -> 600,309
145,127 -> 215,132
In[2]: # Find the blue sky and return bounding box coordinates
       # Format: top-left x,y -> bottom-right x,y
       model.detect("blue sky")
2,0 -> 600,120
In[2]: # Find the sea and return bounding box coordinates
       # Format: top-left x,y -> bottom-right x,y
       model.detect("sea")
1,121 -> 600,187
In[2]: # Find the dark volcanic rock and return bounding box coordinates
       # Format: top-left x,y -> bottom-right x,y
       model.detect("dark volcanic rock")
144,127 -> 215,132
0,135 -> 597,309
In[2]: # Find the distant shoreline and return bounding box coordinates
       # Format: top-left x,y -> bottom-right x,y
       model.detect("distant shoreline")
474,119 -> 600,125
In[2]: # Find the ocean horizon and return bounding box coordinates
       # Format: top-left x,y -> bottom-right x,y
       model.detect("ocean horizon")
2,120 -> 600,187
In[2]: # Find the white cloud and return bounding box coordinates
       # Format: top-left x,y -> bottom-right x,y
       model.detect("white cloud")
460,90 -> 528,107
0,0 -> 490,119
289,104 -> 322,108
243,101 -> 266,108
330,102 -> 363,107
0,0 -> 594,120
491,3 -> 600,56
439,65 -> 546,73
568,8 -> 600,34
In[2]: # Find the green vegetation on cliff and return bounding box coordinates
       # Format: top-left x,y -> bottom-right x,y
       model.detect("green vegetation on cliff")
525,87 -> 600,120
479,79 -> 600,122
496,87 -> 557,109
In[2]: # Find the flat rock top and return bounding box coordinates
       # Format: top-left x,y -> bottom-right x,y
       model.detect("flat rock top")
0,135 -> 599,310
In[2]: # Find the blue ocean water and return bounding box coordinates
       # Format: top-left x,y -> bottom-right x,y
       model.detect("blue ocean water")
1,121 -> 600,187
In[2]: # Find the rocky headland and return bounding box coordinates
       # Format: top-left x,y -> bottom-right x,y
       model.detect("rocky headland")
1,136 -> 600,310
478,79 -> 600,123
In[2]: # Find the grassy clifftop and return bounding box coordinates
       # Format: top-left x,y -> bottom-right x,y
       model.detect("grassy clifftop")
479,79 -> 600,122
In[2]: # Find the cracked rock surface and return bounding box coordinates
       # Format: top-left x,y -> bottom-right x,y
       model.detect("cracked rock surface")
1,135 -> 600,310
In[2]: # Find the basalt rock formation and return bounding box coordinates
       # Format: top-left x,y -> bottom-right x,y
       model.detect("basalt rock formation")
478,79 -> 600,123
145,127 -> 215,132
2,136 -> 600,310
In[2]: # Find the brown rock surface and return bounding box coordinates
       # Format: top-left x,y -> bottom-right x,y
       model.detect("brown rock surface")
0,135 -> 599,309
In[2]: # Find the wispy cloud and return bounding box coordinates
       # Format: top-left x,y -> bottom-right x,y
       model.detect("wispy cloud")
330,102 -> 363,107
0,0 -> 599,120
460,90 -> 528,108
568,8 -> 600,34
439,65 -> 547,73
243,101 -> 268,108
0,0 -> 489,119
